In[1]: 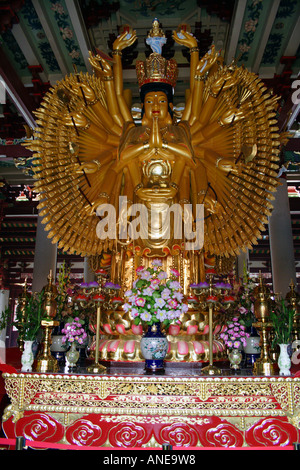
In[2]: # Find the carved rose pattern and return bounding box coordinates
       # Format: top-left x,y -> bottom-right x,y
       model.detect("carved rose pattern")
65,419 -> 103,446
15,412 -> 64,443
203,423 -> 244,447
109,422 -> 147,447
246,418 -> 299,447
158,423 -> 198,447
3,413 -> 299,449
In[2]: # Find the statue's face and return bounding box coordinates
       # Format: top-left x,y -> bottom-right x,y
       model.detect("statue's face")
142,91 -> 171,124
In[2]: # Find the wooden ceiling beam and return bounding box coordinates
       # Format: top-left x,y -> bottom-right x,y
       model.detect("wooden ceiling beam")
253,0 -> 280,74
224,0 -> 247,64
65,0 -> 93,74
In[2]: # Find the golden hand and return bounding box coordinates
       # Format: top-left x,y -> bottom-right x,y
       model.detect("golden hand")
172,29 -> 198,49
211,69 -> 239,95
195,45 -> 218,76
88,51 -> 113,79
113,29 -> 137,51
74,161 -> 101,174
63,80 -> 96,102
217,158 -> 244,173
149,117 -> 162,148
62,112 -> 88,128
219,107 -> 244,125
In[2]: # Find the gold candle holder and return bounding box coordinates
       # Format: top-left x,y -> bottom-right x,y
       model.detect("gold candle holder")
87,301 -> 106,374
36,319 -> 59,372
201,302 -> 221,376
252,274 -> 275,376
35,270 -> 59,373
191,272 -> 235,376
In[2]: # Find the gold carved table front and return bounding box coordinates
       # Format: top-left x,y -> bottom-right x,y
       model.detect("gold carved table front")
2,372 -> 300,448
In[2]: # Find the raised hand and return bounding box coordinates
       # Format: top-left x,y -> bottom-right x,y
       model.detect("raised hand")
113,29 -> 137,51
210,69 -> 239,95
88,51 -> 112,79
195,45 -> 219,76
172,29 -> 198,49
219,107 -> 244,126
63,79 -> 96,102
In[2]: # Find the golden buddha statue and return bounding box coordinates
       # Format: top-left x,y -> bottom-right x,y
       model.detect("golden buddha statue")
27,19 -> 283,265
25,19 -> 286,364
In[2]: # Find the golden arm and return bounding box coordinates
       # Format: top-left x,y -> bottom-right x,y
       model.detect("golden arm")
88,52 -> 123,128
112,30 -> 137,123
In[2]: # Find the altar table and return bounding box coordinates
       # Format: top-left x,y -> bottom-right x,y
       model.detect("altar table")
1,367 -> 300,449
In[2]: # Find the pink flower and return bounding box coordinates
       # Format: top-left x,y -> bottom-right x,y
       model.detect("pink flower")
167,299 -> 178,309
150,278 -> 160,288
136,297 -> 146,307
170,268 -> 180,278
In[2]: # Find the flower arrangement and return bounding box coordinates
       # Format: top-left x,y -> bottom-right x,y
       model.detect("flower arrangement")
123,260 -> 188,327
61,317 -> 88,348
219,317 -> 250,350
270,299 -> 295,346
14,291 -> 45,341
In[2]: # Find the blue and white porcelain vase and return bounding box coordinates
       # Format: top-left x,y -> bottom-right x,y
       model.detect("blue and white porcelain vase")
140,323 -> 169,373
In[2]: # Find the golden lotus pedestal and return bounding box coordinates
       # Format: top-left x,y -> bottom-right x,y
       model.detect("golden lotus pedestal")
93,306 -> 227,366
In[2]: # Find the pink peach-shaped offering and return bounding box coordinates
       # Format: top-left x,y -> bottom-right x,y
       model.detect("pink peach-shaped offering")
177,340 -> 189,355
192,341 -> 205,354
107,340 -> 120,352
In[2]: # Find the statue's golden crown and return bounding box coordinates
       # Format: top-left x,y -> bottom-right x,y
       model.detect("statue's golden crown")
136,52 -> 178,89
136,19 -> 178,89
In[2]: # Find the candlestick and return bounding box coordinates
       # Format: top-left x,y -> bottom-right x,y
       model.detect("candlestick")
252,273 -> 275,376
87,302 -> 106,373
189,272 -> 235,375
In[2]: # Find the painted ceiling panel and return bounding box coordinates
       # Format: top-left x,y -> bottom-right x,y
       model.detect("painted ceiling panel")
41,0 -> 86,70
0,29 -> 28,77
17,0 -> 61,74
236,0 -> 300,74
260,0 -> 300,67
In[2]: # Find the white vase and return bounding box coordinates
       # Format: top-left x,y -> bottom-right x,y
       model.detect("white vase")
21,340 -> 34,372
278,343 -> 291,376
